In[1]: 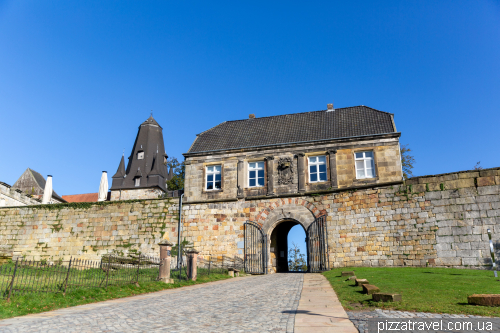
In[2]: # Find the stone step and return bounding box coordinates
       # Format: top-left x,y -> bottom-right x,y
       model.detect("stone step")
362,284 -> 380,295
468,294 -> 500,306
372,293 -> 402,302
355,278 -> 369,286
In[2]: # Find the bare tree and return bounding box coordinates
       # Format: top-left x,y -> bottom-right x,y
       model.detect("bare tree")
474,161 -> 483,170
400,144 -> 415,180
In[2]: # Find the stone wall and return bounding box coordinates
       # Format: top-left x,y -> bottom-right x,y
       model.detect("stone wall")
110,188 -> 165,201
0,199 -> 179,261
1,167 -> 499,270
0,182 -> 41,207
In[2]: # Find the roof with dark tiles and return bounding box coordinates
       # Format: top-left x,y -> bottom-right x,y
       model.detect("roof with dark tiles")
186,106 -> 397,154
12,168 -> 66,202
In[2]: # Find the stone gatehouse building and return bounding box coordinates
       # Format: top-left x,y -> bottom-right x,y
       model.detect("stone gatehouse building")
183,104 -> 403,272
1,104 -> 500,272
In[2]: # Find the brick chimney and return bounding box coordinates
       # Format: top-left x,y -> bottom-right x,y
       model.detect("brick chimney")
327,103 -> 334,112
249,114 -> 256,119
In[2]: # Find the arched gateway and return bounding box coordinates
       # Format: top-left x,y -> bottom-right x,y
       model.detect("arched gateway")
244,203 -> 329,274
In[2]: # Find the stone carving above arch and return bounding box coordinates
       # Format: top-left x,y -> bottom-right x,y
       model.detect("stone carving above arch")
255,198 -> 327,234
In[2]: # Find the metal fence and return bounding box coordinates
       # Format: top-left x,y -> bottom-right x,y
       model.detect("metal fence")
0,255 -> 160,300
0,254 -> 245,300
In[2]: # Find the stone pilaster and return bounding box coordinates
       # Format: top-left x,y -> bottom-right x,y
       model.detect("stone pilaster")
265,156 -> 275,196
158,240 -> 173,283
237,160 -> 244,198
296,153 -> 306,193
327,150 -> 338,189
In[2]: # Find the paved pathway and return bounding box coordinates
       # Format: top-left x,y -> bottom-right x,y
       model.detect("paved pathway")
0,274 -> 304,333
295,274 -> 357,333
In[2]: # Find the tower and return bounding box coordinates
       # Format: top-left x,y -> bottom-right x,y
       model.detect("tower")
110,115 -> 169,200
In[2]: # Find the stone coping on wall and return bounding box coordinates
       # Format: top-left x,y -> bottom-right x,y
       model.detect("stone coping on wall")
0,196 -> 177,210
406,167 -> 500,183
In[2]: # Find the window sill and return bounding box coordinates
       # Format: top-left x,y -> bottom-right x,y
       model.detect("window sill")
307,181 -> 330,185
355,177 -> 377,181
204,189 -> 223,193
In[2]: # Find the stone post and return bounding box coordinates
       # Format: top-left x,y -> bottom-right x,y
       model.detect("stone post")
158,240 -> 173,283
186,248 -> 200,281
327,150 -> 338,189
265,156 -> 275,196
237,160 -> 244,198
297,153 -> 306,193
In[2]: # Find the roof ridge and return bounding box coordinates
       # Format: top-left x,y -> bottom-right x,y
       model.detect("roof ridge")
222,105 -> 392,123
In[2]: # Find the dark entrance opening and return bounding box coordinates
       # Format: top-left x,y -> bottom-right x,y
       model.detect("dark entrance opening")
269,221 -> 307,273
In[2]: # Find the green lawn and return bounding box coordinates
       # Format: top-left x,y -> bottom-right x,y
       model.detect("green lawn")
0,273 -> 231,320
323,267 -> 500,317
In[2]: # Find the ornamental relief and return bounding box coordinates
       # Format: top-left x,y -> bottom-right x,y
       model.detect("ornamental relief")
277,157 -> 294,185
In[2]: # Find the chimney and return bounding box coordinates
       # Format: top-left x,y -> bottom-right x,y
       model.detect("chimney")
327,103 -> 334,112
42,175 -> 53,204
249,114 -> 255,119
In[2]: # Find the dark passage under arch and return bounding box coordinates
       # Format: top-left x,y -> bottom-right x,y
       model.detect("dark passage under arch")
269,220 -> 307,273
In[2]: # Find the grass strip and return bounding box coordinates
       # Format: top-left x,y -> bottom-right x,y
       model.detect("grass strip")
0,273 -> 231,320
323,267 -> 500,317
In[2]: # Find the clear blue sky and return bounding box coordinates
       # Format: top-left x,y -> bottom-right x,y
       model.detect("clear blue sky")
1,1 -> 499,255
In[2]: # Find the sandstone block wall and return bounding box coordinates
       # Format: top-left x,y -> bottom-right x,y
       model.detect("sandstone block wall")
0,182 -> 41,207
1,168 -> 499,270
0,199 -> 179,261
110,188 -> 165,201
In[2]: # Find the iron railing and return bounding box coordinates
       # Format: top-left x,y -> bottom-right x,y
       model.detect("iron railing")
0,255 -> 160,300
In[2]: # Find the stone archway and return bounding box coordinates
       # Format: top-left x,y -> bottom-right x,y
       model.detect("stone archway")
259,202 -> 326,273
268,219 -> 306,273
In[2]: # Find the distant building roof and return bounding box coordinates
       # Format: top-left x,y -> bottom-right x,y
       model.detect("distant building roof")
186,106 -> 397,154
12,168 -> 66,203
62,193 -> 98,203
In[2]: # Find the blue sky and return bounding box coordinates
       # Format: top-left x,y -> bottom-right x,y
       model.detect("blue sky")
1,1 -> 499,256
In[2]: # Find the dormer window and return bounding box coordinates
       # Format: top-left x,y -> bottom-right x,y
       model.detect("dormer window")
137,151 -> 144,160
135,178 -> 141,186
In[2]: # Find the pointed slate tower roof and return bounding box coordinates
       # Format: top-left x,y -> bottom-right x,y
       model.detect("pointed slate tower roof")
112,156 -> 126,179
148,153 -> 163,176
110,115 -> 168,192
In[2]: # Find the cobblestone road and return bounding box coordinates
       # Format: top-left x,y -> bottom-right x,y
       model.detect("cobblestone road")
0,274 -> 303,333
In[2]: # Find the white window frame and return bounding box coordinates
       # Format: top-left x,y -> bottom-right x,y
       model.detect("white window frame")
137,151 -> 144,160
134,178 -> 140,187
308,155 -> 328,183
248,161 -> 265,187
355,151 -> 376,179
205,165 -> 222,191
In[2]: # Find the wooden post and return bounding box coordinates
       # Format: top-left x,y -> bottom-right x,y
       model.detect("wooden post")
185,249 -> 199,281
7,258 -> 19,302
63,257 -> 73,295
158,240 -> 173,283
